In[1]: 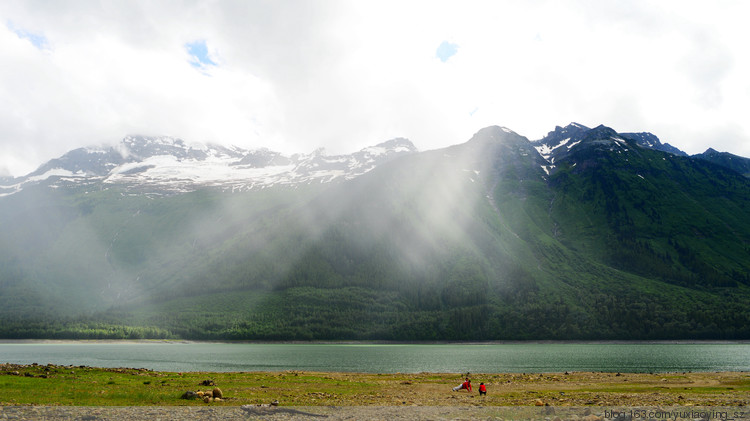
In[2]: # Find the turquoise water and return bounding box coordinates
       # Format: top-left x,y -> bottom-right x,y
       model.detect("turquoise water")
0,342 -> 748,373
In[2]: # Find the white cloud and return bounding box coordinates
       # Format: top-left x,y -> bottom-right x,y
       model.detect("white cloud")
1,0 -> 749,176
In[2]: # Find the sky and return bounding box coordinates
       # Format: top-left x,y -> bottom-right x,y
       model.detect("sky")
1,0 -> 749,177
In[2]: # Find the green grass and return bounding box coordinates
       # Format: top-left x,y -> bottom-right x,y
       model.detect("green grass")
2,364 -> 748,407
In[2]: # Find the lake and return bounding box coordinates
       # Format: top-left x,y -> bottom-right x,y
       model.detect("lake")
1,341 -> 748,373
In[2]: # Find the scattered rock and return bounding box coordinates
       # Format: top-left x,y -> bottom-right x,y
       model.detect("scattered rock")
535,399 -> 544,406
200,379 -> 215,386
241,404 -> 327,418
203,396 -> 211,403
181,391 -> 198,400
212,387 -> 223,399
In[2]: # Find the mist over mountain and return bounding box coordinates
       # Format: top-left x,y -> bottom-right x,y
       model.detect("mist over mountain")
1,124 -> 749,340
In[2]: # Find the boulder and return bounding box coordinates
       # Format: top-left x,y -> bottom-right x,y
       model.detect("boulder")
212,387 -> 223,399
181,391 -> 198,400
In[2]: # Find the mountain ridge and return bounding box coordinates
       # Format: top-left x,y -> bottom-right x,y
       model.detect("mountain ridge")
0,136 -> 418,197
3,123 -> 750,200
1,123 -> 749,340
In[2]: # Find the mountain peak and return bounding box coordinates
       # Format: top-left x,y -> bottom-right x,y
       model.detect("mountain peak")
539,123 -> 589,143
3,134 -> 420,196
693,148 -> 750,178
368,137 -> 417,154
120,135 -> 211,161
468,126 -> 523,143
563,122 -> 588,131
620,132 -> 687,156
585,124 -> 620,140
532,122 -> 593,164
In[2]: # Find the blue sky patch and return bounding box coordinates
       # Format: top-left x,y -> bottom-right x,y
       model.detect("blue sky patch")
7,21 -> 49,50
186,40 -> 216,68
436,41 -> 458,62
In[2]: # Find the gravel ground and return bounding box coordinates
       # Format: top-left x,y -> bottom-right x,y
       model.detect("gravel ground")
1,405 -> 748,420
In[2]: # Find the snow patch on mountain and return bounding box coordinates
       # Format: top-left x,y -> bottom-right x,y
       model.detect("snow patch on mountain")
1,135 -> 418,196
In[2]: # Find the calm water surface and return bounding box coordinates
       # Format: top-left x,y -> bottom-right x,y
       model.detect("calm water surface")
0,342 -> 748,373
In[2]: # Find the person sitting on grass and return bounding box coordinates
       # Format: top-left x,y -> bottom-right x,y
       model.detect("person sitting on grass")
452,377 -> 472,392
479,382 -> 486,395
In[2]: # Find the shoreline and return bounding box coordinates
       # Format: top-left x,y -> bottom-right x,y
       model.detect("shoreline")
3,362 -> 749,375
2,338 -> 749,345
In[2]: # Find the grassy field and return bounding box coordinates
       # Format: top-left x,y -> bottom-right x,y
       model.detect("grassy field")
1,363 -> 748,407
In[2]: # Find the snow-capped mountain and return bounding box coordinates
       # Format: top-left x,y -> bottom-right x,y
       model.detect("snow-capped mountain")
619,132 -> 687,156
0,136 -> 417,196
530,123 -> 689,176
531,122 -> 593,166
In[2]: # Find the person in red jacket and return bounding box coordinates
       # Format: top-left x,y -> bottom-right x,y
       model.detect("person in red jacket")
479,382 -> 487,395
452,377 -> 472,392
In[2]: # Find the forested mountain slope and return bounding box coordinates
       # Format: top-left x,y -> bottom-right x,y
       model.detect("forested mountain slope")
1,125 -> 749,339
